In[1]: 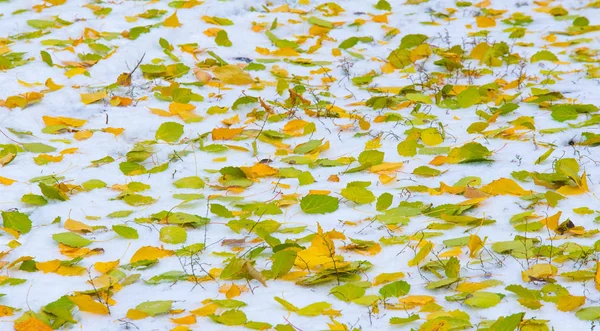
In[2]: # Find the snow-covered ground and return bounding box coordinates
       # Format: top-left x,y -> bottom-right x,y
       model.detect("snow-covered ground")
1,0 -> 600,330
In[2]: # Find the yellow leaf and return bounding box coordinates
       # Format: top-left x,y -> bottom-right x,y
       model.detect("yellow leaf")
190,303 -> 218,316
273,48 -> 300,56
55,265 -> 86,276
102,127 -> 125,136
130,246 -> 174,263
69,295 -> 110,315
80,91 -> 107,105
149,107 -> 174,117
480,178 -> 530,196
541,211 -> 561,231
440,247 -> 462,257
421,128 -> 443,146
44,78 -> 63,91
220,283 -> 243,298
370,162 -> 404,173
408,241 -> 433,266
34,154 -> 63,164
60,148 -> 78,155
64,218 -> 93,233
398,295 -> 435,309
0,176 -> 16,186
557,295 -> 585,312
0,153 -> 15,167
171,315 -> 197,325
476,16 -> 496,28
43,116 -> 87,127
35,260 -> 61,273
522,264 -> 557,282
64,67 -> 87,78
373,272 -> 405,286
94,260 -> 120,273
467,234 -> 484,258
164,12 -> 182,28
126,308 -> 149,320
212,65 -> 254,85
74,130 -> 93,140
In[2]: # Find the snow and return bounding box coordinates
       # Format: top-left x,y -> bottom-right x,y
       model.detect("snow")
1,0 -> 600,330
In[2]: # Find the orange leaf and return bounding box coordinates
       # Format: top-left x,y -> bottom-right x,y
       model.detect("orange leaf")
14,316 -> 52,331
0,176 -> 16,186
476,16 -> 496,28
212,127 -> 243,140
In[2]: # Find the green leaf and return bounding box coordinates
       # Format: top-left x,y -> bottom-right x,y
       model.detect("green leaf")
21,194 -> 47,206
412,166 -> 441,177
330,283 -> 366,302
82,179 -> 107,190
400,34 -> 428,49
40,51 -> 53,66
463,292 -> 504,308
294,140 -> 322,154
211,204 -> 234,218
271,250 -> 297,279
173,176 -> 205,189
2,211 -> 32,234
379,280 -> 410,298
555,158 -> 580,184
107,210 -> 133,218
300,195 -> 339,214
211,309 -> 247,325
22,143 -> 56,153
489,312 -> 525,331
297,302 -> 331,316
387,48 -> 411,68
534,148 -> 554,165
215,30 -> 232,47
358,150 -> 384,166
122,194 -> 156,206
27,19 -> 56,29
550,104 -> 578,122
577,306 -> 600,321
339,37 -> 359,49
136,300 -> 172,316
376,193 -> 393,211
307,16 -> 333,28
155,122 -> 184,143
341,186 -> 375,205
426,277 -> 460,290
531,50 -> 558,63
52,232 -> 92,248
43,295 -> 76,323
573,16 -> 590,27
39,182 -> 69,201
112,225 -> 139,239
375,0 -> 392,10
274,296 -> 299,312
390,314 -> 419,325
159,226 -> 187,244
457,87 -> 481,108
232,95 -> 258,110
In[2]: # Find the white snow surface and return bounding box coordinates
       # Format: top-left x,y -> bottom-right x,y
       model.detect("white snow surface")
0,0 -> 600,330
